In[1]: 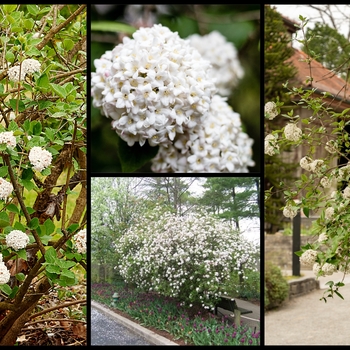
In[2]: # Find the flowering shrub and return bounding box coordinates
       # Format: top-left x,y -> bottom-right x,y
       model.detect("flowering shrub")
265,96 -> 350,301
0,4 -> 86,344
114,206 -> 259,310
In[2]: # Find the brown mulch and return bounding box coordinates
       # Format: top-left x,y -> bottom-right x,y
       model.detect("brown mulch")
16,284 -> 87,346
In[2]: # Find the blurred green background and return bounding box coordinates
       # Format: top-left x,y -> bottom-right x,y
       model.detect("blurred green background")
91,4 -> 260,173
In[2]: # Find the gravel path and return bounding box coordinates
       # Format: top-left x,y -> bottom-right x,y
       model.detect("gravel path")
265,272 -> 350,345
91,306 -> 151,346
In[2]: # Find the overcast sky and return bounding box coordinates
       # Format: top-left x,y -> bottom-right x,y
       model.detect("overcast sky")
272,5 -> 350,49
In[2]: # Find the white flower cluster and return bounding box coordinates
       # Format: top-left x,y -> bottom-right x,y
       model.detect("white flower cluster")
343,186 -> 350,199
28,146 -> 53,172
0,177 -> 13,200
284,123 -> 302,142
151,95 -> 255,172
300,156 -> 324,173
91,24 -> 216,148
0,253 -> 11,285
5,230 -> 29,251
264,101 -> 278,120
8,58 -> 41,82
75,228 -> 86,254
325,207 -> 334,220
264,134 -> 279,156
300,249 -> 318,265
282,204 -> 298,219
0,130 -> 16,148
186,30 -> 244,97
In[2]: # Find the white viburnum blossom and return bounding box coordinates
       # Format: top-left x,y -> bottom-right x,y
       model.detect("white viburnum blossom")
325,140 -> 337,154
284,123 -> 302,142
91,24 -> 216,148
0,177 -> 13,200
264,134 -> 279,156
300,156 -> 312,171
313,262 -> 321,276
318,232 -> 328,243
7,58 -> 41,82
264,101 -> 278,120
320,176 -> 331,188
321,263 -> 337,276
0,131 -> 16,148
283,205 -> 298,219
28,146 -> 53,172
325,207 -> 335,220
8,65 -> 26,82
75,228 -> 86,254
150,95 -> 254,173
21,58 -> 41,74
308,159 -> 324,173
186,30 -> 244,97
5,230 -> 29,251
300,249 -> 318,265
0,254 -> 11,285
342,186 -> 350,199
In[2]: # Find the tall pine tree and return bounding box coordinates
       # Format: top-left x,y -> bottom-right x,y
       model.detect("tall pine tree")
264,5 -> 298,233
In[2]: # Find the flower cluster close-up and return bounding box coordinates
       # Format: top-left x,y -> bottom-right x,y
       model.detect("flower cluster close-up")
91,9 -> 259,172
92,24 -> 216,149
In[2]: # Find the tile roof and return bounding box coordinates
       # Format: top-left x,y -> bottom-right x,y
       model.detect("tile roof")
287,48 -> 350,105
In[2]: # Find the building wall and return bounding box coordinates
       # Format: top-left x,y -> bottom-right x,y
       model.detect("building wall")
265,233 -> 316,270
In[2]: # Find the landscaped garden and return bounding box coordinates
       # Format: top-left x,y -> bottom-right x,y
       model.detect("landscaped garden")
91,278 -> 260,346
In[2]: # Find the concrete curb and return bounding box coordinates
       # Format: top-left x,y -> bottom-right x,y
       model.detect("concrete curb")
91,301 -> 179,346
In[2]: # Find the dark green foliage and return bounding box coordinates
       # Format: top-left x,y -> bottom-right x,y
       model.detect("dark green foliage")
265,262 -> 289,310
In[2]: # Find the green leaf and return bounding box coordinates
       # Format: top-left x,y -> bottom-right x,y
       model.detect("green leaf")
29,217 -> 39,229
21,168 -> 33,181
63,38 -> 74,51
16,248 -> 27,260
303,207 -> 309,218
91,21 -> 136,35
0,284 -> 12,295
44,219 -> 55,236
36,73 -> 49,88
3,5 -> 17,13
0,212 -> 10,227
50,83 -> 67,99
15,273 -> 26,282
32,121 -> 42,136
27,4 -> 39,15
117,136 -> 159,172
9,99 -> 26,112
21,179 -> 35,191
6,203 -> 19,214
9,285 -> 19,299
46,264 -> 61,274
57,260 -> 75,269
5,51 -> 15,63
44,247 -> 57,264
0,166 -> 8,177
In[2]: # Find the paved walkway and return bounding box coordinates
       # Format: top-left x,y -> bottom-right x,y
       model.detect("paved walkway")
91,304 -> 152,346
265,271 -> 350,345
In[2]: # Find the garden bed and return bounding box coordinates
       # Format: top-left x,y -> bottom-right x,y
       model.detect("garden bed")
91,282 -> 260,346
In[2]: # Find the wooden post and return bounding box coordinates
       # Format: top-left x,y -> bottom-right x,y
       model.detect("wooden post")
292,211 -> 301,276
234,309 -> 241,325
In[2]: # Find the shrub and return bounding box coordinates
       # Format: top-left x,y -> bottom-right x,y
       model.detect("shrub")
113,206 -> 259,311
265,262 -> 289,310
